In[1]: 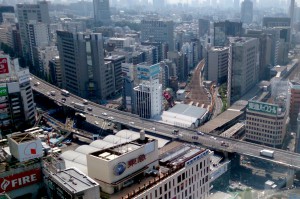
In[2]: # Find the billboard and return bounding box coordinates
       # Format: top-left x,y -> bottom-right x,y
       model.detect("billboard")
0,87 -> 7,97
248,101 -> 278,115
8,137 -> 43,162
0,58 -> 9,74
18,69 -> 30,84
0,169 -> 42,192
137,64 -> 160,80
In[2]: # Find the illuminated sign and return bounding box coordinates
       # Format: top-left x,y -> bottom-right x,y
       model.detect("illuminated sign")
185,150 -> 209,167
0,87 -> 7,97
0,169 -> 41,192
0,58 -> 9,74
113,162 -> 126,176
248,101 -> 278,115
128,154 -> 146,168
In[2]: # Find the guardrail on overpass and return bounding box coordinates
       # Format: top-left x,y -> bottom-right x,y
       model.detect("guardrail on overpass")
30,74 -> 300,170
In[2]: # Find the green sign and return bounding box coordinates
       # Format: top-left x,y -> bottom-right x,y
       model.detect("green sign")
248,101 -> 278,115
0,87 -> 7,97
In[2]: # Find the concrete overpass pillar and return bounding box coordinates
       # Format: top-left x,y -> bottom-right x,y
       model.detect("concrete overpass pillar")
286,168 -> 295,188
115,122 -> 122,131
223,151 -> 229,160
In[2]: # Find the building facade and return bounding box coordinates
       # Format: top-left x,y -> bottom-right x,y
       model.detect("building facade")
93,0 -> 111,25
245,101 -> 288,147
241,0 -> 253,24
289,81 -> 300,130
0,54 -> 36,135
206,47 -> 229,84
227,37 -> 259,105
57,31 -> 115,102
16,1 -> 50,59
141,20 -> 174,51
213,21 -> 243,47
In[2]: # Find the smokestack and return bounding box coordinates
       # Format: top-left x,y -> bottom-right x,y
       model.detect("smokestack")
140,129 -> 145,141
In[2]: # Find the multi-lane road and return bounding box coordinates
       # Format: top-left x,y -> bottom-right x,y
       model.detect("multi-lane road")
31,75 -> 300,170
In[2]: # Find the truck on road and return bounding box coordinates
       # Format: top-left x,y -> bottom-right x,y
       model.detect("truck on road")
74,103 -> 85,111
260,149 -> 274,158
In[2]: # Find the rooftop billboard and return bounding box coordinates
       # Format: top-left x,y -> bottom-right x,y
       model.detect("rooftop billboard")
247,101 -> 278,115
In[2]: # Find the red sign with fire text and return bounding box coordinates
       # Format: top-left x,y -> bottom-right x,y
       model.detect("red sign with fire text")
128,154 -> 146,168
0,169 -> 42,192
0,58 -> 9,74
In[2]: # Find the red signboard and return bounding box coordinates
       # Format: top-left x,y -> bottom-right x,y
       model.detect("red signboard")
0,58 -> 9,74
128,154 -> 146,168
0,169 -> 42,192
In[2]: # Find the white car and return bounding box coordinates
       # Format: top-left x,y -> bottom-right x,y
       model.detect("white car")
94,121 -> 99,125
129,122 -> 134,125
102,112 -> 107,116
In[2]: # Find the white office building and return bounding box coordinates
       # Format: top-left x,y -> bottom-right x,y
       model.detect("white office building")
134,63 -> 162,119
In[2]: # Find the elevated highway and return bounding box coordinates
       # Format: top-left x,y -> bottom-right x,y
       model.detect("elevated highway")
31,75 -> 300,170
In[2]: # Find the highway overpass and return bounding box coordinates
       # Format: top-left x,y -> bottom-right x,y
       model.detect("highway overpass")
30,75 -> 300,170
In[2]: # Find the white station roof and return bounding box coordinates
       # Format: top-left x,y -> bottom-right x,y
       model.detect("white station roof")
103,135 -> 130,144
75,145 -> 100,155
90,140 -> 115,149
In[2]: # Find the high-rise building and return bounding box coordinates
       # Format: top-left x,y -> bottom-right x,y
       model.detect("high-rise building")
48,56 -> 62,88
104,55 -> 125,94
26,21 -> 50,72
234,0 -> 240,10
198,18 -> 210,37
245,30 -> 272,80
262,17 -> 291,28
57,31 -> 114,102
289,81 -> 300,130
213,20 -> 243,46
227,37 -> 259,105
246,100 -> 288,147
0,54 -> 36,135
0,5 -> 14,23
141,20 -> 174,51
134,63 -> 162,118
93,0 -> 111,26
290,0 -> 295,25
153,0 -> 165,9
205,47 -> 229,84
16,1 -> 50,60
241,0 -> 253,24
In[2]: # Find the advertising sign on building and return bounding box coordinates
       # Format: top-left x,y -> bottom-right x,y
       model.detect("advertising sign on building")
0,58 -> 9,74
248,101 -> 278,115
0,86 -> 7,97
17,69 -> 30,84
137,64 -> 160,80
0,169 -> 42,192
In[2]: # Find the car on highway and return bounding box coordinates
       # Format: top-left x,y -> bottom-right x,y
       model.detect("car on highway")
129,122 -> 134,125
152,127 -> 156,131
102,112 -> 107,116
47,92 -> 50,96
34,82 -> 40,86
83,99 -> 88,105
221,141 -> 229,147
108,117 -> 115,120
210,136 -> 217,140
197,131 -> 204,136
192,136 -> 198,140
94,121 -> 99,125
87,107 -> 93,111
172,129 -> 179,135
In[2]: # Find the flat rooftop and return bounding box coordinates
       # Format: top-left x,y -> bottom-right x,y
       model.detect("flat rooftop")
167,104 -> 207,118
198,110 -> 244,134
90,138 -> 154,161
49,167 -> 98,194
111,142 -> 210,199
8,132 -> 37,143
